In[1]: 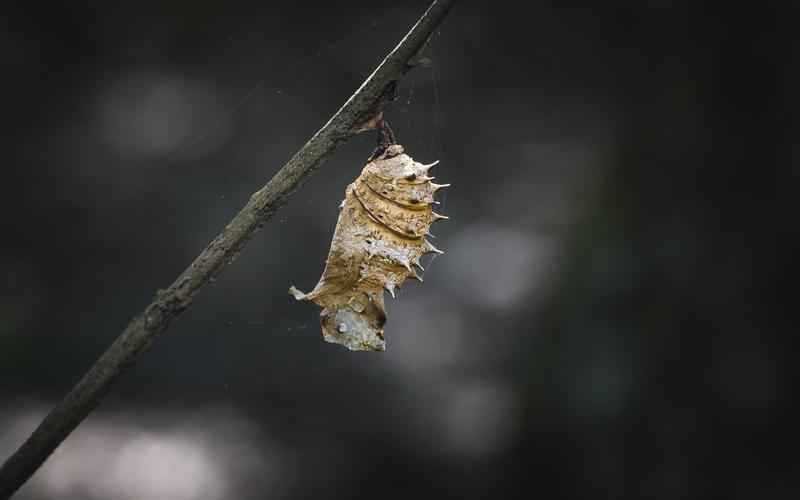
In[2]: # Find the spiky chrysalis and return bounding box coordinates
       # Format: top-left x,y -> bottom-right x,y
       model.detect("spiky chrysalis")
289,144 -> 449,351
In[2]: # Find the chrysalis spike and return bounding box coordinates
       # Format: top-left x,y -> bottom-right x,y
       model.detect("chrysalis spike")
432,212 -> 449,221
385,282 -> 396,298
419,160 -> 440,172
409,271 -> 424,282
431,182 -> 451,191
423,239 -> 445,255
412,257 -> 425,271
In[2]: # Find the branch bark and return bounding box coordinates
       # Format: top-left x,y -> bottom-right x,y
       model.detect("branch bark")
0,1 -> 456,497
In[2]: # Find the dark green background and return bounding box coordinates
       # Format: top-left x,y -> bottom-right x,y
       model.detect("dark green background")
1,2 -> 796,499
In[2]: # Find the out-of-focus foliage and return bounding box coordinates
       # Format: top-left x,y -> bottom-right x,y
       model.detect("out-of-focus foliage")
1,1 -> 796,499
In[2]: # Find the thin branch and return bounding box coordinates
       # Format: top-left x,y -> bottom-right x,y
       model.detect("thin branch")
0,1 -> 456,497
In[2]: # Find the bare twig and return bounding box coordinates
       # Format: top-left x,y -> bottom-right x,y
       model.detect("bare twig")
0,1 -> 456,497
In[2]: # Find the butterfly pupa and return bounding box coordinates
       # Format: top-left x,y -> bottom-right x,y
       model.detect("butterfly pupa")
289,144 -> 448,351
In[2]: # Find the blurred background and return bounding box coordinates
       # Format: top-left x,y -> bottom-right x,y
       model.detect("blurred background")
1,1 -> 797,499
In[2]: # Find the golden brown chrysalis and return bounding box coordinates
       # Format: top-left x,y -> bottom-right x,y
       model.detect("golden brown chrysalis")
289,143 -> 449,351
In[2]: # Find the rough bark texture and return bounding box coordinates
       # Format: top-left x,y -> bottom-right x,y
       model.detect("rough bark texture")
0,1 -> 456,498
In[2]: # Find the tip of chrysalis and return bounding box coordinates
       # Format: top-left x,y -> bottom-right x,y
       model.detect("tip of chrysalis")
288,286 -> 307,300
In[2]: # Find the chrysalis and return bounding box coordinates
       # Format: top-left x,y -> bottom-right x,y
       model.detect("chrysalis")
289,143 -> 449,351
